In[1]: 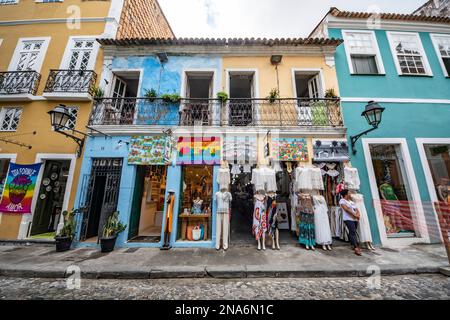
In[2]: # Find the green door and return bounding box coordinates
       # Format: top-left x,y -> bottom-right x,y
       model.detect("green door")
128,166 -> 146,240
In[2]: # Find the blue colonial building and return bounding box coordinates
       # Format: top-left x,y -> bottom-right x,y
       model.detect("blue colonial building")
311,8 -> 450,246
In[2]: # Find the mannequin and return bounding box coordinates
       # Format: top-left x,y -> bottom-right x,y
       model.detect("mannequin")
161,190 -> 175,250
215,188 -> 232,250
350,191 -> 376,251
298,193 -> 316,250
268,197 -> 280,250
253,192 -> 267,250
193,197 -> 203,214
312,193 -> 332,251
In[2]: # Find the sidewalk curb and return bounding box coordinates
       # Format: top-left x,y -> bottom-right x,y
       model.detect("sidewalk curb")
0,264 -> 443,279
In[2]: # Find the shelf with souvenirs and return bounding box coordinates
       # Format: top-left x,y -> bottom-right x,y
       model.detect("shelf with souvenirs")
177,165 -> 213,241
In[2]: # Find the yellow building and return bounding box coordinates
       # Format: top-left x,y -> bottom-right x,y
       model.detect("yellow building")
0,0 -> 173,240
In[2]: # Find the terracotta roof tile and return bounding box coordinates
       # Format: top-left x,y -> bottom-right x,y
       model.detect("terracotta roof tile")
329,7 -> 450,24
97,37 -> 343,47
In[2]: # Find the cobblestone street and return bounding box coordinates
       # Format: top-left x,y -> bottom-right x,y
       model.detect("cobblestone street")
0,275 -> 448,300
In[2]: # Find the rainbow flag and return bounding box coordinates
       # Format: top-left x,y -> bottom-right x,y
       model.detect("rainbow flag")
0,163 -> 42,214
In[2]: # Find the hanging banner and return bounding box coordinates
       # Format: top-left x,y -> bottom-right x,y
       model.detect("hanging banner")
177,136 -> 221,165
313,139 -> 349,162
0,163 -> 42,214
223,135 -> 257,164
128,136 -> 172,165
271,137 -> 308,162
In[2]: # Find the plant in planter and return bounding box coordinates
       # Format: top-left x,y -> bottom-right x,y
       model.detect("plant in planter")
160,93 -> 181,104
216,91 -> 228,103
100,211 -> 127,253
92,86 -> 104,100
267,88 -> 279,103
144,88 -> 157,102
325,88 -> 338,98
54,209 -> 78,252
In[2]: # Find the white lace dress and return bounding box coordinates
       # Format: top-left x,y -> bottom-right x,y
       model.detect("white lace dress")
313,195 -> 332,245
344,167 -> 360,190
351,193 -> 373,242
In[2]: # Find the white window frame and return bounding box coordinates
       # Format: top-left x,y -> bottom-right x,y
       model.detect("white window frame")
362,138 -> 430,247
291,68 -> 326,98
60,36 -> 100,71
342,30 -> 385,75
386,31 -> 433,76
0,0 -> 19,5
430,33 -> 450,77
416,137 -> 450,242
61,106 -> 78,131
0,107 -> 22,132
8,37 -> 51,73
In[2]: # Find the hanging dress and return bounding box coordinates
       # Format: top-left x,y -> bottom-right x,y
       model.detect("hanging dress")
352,193 -> 373,243
298,194 -> 316,247
313,195 -> 332,245
252,195 -> 267,241
267,198 -> 278,237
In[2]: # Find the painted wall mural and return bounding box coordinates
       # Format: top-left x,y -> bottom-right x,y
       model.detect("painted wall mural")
128,135 -> 172,165
271,137 -> 308,162
0,163 -> 42,214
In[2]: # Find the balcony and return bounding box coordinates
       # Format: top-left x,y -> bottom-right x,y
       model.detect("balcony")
0,71 -> 41,101
89,97 -> 343,128
43,69 -> 97,101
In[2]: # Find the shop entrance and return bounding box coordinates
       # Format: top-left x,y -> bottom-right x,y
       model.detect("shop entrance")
79,158 -> 122,242
30,160 -> 71,238
128,165 -> 167,242
229,166 -> 254,243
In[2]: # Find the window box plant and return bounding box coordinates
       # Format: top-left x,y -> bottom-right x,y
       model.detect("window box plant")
100,211 -> 127,253
54,209 -> 78,252
216,91 -> 228,103
144,88 -> 157,102
267,88 -> 279,103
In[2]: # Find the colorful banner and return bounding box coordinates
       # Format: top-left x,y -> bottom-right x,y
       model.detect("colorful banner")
177,136 -> 221,165
128,136 -> 172,165
313,139 -> 349,162
271,137 -> 308,162
0,163 -> 42,214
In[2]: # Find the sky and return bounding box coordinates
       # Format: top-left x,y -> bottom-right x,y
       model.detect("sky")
159,0 -> 427,38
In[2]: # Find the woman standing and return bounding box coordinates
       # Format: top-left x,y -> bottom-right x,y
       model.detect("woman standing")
339,189 -> 361,256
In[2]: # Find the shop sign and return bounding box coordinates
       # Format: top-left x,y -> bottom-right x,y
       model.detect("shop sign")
271,137 -> 308,162
93,158 -> 123,168
313,139 -> 349,162
128,136 -> 172,165
177,136 -> 221,165
0,163 -> 42,214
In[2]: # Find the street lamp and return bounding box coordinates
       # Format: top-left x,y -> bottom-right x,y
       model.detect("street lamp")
48,104 -> 87,158
350,101 -> 385,154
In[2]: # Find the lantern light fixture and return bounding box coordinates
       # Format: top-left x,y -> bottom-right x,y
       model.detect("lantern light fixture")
350,101 -> 385,154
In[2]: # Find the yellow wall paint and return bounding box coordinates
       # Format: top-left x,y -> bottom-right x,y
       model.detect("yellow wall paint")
0,0 -> 111,22
0,2 -> 109,239
222,56 -> 340,98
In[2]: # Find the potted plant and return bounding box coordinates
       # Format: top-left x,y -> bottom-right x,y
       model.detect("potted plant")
144,88 -> 157,102
216,91 -> 228,104
267,88 -> 279,103
325,88 -> 338,98
92,86 -> 104,100
100,211 -> 127,253
54,209 -> 78,252
160,93 -> 181,103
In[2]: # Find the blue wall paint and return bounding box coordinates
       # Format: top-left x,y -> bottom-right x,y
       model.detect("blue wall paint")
329,29 -> 450,99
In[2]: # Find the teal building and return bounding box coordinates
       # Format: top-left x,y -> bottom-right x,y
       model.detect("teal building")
311,8 -> 450,246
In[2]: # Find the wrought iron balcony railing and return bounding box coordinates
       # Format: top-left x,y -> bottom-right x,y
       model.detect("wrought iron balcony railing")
44,69 -> 97,95
0,71 -> 41,95
89,97 -> 343,127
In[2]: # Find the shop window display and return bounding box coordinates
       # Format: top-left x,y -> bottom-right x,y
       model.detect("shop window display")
369,144 -> 416,237
424,144 -> 450,204
177,165 -> 213,241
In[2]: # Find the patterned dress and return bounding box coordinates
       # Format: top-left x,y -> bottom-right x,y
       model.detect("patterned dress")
298,194 -> 316,247
252,196 -> 267,241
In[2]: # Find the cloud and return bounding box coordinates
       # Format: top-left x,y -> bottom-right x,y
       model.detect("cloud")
159,0 -> 426,38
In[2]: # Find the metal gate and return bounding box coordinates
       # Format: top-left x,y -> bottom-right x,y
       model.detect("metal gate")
78,158 -> 123,241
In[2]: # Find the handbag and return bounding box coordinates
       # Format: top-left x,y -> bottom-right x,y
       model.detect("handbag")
192,225 -> 202,241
